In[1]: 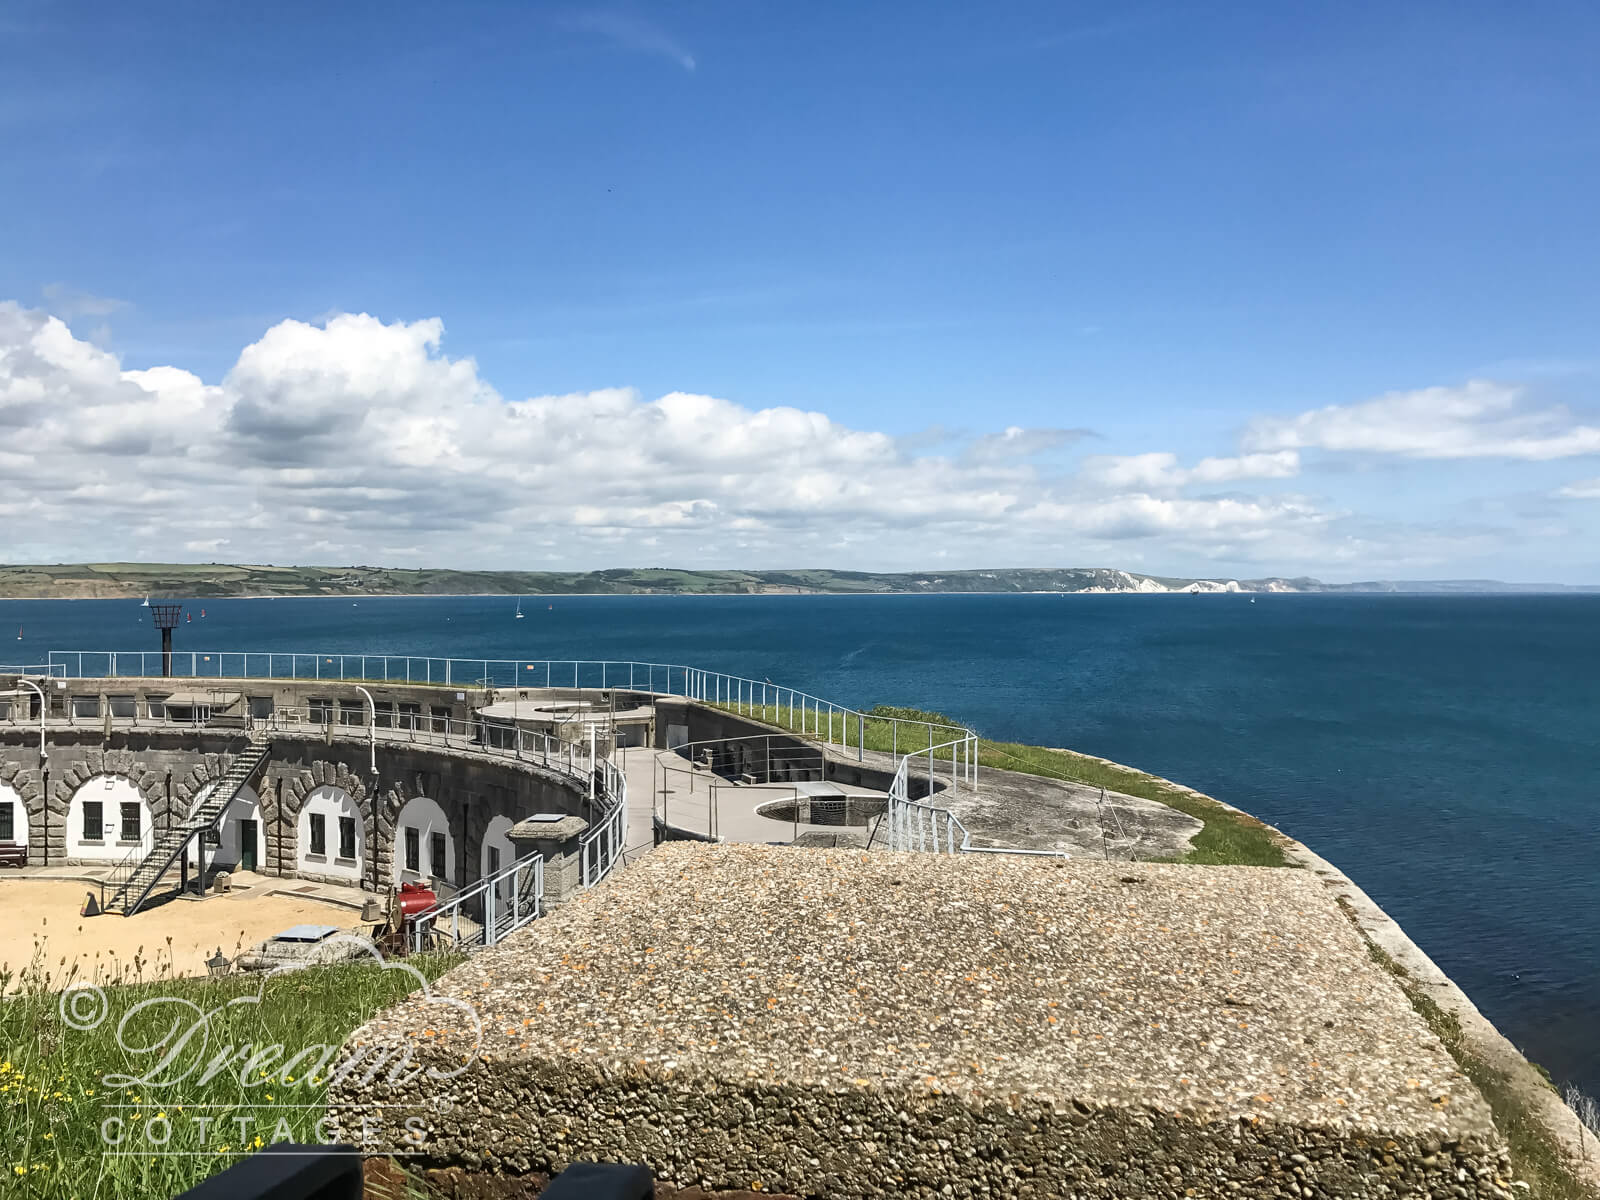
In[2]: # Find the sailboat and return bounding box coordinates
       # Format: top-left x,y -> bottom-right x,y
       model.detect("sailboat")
14,626 -> 20,641
514,597 -> 525,620
140,596 -> 149,607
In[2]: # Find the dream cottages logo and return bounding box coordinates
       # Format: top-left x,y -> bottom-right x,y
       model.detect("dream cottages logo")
56,933 -> 480,1158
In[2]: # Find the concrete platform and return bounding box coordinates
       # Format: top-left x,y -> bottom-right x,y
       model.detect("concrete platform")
335,844 -> 1513,1197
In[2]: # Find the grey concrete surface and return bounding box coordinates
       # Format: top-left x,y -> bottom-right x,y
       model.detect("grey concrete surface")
336,844 -> 1513,1198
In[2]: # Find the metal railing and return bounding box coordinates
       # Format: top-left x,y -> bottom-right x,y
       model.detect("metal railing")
0,662 -> 61,677
260,705 -> 574,774
654,732 -> 829,841
47,651 -> 702,692
40,650 -> 987,860
106,737 -> 272,914
582,757 -> 628,886
43,652 -> 980,779
409,852 -> 543,953
884,740 -> 1071,858
885,740 -> 973,853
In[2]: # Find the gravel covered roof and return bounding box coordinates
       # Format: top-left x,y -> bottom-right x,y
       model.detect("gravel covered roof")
357,843 -> 1490,1141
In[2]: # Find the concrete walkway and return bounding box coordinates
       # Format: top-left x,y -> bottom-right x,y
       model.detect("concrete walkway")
614,745 -> 893,850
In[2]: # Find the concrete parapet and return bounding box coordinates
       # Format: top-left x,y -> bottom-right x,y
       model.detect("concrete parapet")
508,813 -> 588,905
335,844 -> 1514,1197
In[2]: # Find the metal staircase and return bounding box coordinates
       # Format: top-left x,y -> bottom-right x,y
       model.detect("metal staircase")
103,736 -> 272,916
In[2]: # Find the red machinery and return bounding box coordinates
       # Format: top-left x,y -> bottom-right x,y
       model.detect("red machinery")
395,881 -> 437,921
369,881 -> 438,954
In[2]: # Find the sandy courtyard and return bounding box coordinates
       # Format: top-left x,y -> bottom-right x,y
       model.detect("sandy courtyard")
1,879 -> 362,985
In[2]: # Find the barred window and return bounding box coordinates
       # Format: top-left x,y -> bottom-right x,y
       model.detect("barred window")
404,826 -> 420,872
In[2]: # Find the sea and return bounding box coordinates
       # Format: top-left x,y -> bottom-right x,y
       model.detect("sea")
4,591 -> 1596,1096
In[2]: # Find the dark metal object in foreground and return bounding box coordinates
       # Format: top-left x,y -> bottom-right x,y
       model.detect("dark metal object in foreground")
539,1162 -> 655,1200
173,1146 -> 654,1200
173,1145 -> 362,1200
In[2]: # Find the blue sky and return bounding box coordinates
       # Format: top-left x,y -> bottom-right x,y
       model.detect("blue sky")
3,1 -> 1599,581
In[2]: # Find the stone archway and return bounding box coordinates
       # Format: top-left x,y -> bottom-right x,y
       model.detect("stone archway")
277,759 -> 372,888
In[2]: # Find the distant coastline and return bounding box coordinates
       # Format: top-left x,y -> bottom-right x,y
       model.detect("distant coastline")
0,561 -> 1595,600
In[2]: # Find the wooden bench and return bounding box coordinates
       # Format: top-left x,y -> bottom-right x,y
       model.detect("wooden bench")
0,842 -> 26,869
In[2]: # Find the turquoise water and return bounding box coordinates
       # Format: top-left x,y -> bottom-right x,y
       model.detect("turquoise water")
5,592 -> 1597,1094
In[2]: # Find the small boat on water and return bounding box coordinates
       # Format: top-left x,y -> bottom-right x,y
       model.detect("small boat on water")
515,597 -> 525,620
140,597 -> 149,607
14,626 -> 20,640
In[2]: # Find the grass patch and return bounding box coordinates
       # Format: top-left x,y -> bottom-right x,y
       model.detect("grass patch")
707,700 -> 1288,866
1357,914 -> 1596,1199
0,946 -> 460,1199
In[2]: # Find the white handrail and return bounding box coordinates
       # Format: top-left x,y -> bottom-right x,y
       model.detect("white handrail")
410,852 -> 544,953
580,756 -> 628,886
43,650 -> 980,779
885,742 -> 971,853
261,706 -> 580,781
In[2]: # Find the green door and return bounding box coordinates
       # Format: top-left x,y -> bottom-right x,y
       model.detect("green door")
239,819 -> 258,872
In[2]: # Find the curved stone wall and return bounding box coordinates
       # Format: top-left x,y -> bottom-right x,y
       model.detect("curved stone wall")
0,726 -> 587,896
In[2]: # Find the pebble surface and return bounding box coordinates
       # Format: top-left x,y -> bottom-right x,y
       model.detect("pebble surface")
338,844 -> 1513,1197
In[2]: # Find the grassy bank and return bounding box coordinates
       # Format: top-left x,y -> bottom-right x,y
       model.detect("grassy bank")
707,700 -> 1288,867
1356,924 -> 1598,1199
0,947 -> 459,1199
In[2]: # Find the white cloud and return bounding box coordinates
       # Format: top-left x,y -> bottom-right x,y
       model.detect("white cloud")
0,300 -> 1570,576
963,425 -> 1093,463
1244,380 -> 1600,461
1079,450 -> 1300,491
559,11 -> 696,71
1557,478 -> 1600,500
40,283 -> 128,319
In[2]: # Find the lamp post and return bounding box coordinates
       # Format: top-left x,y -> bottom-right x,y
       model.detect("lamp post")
354,685 -> 377,775
15,680 -> 45,763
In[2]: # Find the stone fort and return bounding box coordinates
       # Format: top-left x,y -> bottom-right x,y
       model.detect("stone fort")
0,654 -> 1565,1197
